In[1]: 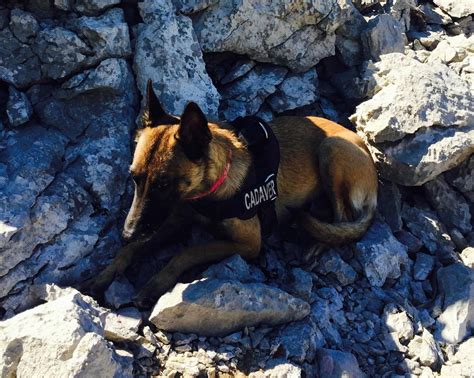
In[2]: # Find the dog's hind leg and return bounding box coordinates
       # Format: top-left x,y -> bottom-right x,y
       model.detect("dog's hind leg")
133,216 -> 261,308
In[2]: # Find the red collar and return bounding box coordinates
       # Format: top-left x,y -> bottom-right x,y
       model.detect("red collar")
186,149 -> 232,201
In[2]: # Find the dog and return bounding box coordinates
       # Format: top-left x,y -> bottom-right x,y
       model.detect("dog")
83,80 -> 378,308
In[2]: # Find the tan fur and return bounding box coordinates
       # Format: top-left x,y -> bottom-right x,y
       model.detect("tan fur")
83,112 -> 377,308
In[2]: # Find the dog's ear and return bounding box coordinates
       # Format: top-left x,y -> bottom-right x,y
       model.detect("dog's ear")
177,102 -> 212,160
142,79 -> 178,127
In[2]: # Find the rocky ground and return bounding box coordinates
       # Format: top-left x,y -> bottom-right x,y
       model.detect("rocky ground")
0,0 -> 473,377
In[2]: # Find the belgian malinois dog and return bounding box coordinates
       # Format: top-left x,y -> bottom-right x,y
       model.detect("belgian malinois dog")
84,80 -> 378,308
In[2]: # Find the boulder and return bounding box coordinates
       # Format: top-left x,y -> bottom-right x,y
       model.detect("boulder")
9,9 -> 39,43
278,321 -> 324,363
267,68 -> 318,113
220,64 -> 287,121
423,175 -> 471,234
134,0 -> 219,117
0,289 -> 131,377
433,0 -> 474,18
413,253 -> 435,281
407,329 -> 443,368
104,278 -> 136,309
355,219 -> 408,287
317,349 -> 366,378
351,53 -> 474,186
6,87 -> 33,127
316,249 -> 357,286
440,338 -> 474,377
149,278 -> 310,337
435,263 -> 474,344
361,14 -> 405,61
104,307 -> 142,343
383,304 -> 414,342
202,254 -> 265,283
192,0 -> 355,72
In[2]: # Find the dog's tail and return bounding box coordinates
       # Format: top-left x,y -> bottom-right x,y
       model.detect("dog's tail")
297,206 -> 375,246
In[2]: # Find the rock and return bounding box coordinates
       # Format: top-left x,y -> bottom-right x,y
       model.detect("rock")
149,278 -> 310,337
286,268 -> 313,302
395,230 -> 423,253
6,87 -> 33,127
351,53 -> 474,186
440,337 -> 474,377
267,68 -> 318,113
461,247 -> 474,268
445,155 -> 474,203
433,0 -> 474,18
278,321 -> 324,363
377,180 -> 403,232
316,249 -> 357,286
435,263 -> 474,344
220,64 -> 287,121
104,277 -> 136,309
402,205 -> 456,257
356,219 -> 408,287
193,0 -> 354,72
220,59 -> 256,85
174,0 -> 219,15
317,349 -> 366,378
9,9 -> 39,43
384,304 -> 414,342
310,293 -> 344,346
67,8 -> 132,64
73,0 -> 121,15
0,290 -> 131,377
413,253 -> 435,281
419,3 -> 452,25
0,28 -> 41,87
361,14 -> 405,61
407,329 -> 442,368
58,58 -> 135,100
249,358 -> 302,378
202,254 -> 265,283
104,307 -> 142,343
135,0 -> 220,117
424,176 -> 471,234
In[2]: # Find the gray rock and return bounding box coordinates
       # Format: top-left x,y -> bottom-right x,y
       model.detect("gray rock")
310,294 -> 344,346
356,219 -> 408,287
0,28 -> 41,87
351,53 -> 474,186
377,180 -> 403,232
0,289 -> 131,377
407,329 -> 442,368
33,27 -> 91,80
316,249 -> 357,286
287,268 -> 313,302
220,59 -> 256,85
461,247 -> 474,268
419,3 -> 452,25
402,205 -> 455,256
202,254 -> 265,283
9,9 -> 39,43
220,65 -> 287,121
440,337 -> 474,377
413,253 -> 435,281
436,263 -> 474,344
149,278 -> 310,337
445,155 -> 474,203
249,358 -> 302,378
73,0 -> 121,15
278,321 -> 324,363
317,349 -> 366,378
104,307 -> 142,343
395,230 -> 423,253
267,68 -> 318,113
135,0 -> 219,117
6,87 -> 33,127
433,0 -> 474,18
362,14 -> 405,61
67,8 -> 132,63
192,0 -> 354,72
383,304 -> 414,342
104,277 -> 136,309
174,0 -> 219,15
57,58 -> 133,100
424,176 -> 472,234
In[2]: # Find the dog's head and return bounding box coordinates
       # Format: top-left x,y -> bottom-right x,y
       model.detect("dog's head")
123,80 -> 213,242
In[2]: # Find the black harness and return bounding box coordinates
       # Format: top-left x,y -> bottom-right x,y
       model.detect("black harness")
190,116 -> 280,236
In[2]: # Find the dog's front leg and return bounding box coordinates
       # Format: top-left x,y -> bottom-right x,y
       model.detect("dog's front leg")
79,206 -> 192,296
134,217 -> 261,308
